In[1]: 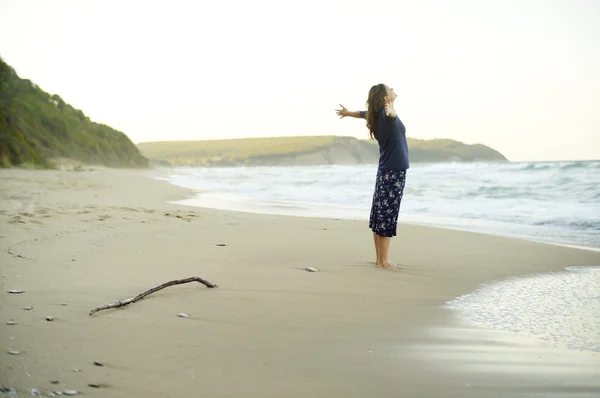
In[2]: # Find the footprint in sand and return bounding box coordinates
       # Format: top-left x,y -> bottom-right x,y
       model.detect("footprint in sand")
164,211 -> 198,222
36,207 -> 53,218
8,215 -> 25,224
120,206 -> 141,212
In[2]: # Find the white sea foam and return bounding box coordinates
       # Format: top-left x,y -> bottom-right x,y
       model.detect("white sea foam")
446,266 -> 600,352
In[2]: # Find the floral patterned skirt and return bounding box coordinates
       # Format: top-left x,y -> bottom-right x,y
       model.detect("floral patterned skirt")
369,168 -> 407,237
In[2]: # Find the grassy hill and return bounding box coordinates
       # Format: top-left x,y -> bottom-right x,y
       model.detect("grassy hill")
139,136 -> 340,166
404,138 -> 507,162
0,57 -> 148,168
138,136 -> 507,167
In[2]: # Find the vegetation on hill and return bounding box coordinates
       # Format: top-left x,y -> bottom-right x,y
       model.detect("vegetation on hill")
138,136 -> 340,166
138,135 -> 508,167
0,57 -> 148,168
404,138 -> 507,162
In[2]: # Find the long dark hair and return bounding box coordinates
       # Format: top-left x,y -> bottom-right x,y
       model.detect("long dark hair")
365,83 -> 387,140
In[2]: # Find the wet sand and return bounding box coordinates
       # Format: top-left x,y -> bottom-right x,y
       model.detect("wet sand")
1,167 -> 599,397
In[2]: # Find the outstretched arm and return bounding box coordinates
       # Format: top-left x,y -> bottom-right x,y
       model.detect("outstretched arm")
336,104 -> 365,119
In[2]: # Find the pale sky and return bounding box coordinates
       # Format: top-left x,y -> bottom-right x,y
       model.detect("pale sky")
1,0 -> 599,161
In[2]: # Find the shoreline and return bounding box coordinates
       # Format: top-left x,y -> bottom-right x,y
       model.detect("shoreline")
445,264 -> 600,354
175,200 -> 600,253
1,167 -> 599,397
156,163 -> 600,252
161,176 -> 600,254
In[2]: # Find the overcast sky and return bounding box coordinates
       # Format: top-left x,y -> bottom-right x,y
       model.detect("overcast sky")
1,0 -> 599,161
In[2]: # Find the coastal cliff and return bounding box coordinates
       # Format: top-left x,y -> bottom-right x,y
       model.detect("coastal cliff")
138,136 -> 508,167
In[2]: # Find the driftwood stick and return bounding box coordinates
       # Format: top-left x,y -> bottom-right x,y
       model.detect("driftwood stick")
90,277 -> 217,316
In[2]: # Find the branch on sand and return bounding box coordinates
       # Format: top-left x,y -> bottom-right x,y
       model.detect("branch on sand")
89,277 -> 218,316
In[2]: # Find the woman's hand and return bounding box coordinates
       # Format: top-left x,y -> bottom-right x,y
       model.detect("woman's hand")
335,105 -> 363,119
384,96 -> 396,118
384,96 -> 392,116
335,104 -> 348,118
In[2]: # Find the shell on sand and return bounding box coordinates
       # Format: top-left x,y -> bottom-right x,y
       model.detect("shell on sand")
178,313 -> 189,318
305,267 -> 320,272
8,289 -> 24,294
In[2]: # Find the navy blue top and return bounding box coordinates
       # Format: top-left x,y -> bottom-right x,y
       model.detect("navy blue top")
360,108 -> 409,170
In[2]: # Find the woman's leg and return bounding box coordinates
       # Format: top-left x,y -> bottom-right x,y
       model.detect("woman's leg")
374,233 -> 393,268
370,170 -> 382,265
375,234 -> 394,268
373,232 -> 380,265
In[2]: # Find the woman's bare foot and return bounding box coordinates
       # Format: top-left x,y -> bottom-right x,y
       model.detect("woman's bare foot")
376,261 -> 398,270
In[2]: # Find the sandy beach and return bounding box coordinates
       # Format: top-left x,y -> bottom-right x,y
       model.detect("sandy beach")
1,167 -> 599,398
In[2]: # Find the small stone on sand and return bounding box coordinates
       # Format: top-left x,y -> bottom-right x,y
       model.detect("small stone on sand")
177,313 -> 189,318
216,243 -> 226,247
63,390 -> 77,396
88,383 -> 100,388
305,267 -> 319,272
24,306 -> 33,310
7,350 -> 21,355
6,321 -> 16,325
8,290 -> 25,294
50,380 -> 59,384
93,361 -> 104,367
46,317 -> 54,322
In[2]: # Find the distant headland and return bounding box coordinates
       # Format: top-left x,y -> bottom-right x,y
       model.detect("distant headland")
137,136 -> 508,167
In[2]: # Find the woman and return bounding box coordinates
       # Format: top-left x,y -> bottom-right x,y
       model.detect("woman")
336,84 -> 409,269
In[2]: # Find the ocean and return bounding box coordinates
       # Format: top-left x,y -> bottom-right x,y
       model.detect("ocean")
165,160 -> 600,250
162,160 -> 600,354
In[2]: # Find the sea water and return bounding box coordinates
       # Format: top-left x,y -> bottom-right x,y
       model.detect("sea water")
166,160 -> 600,250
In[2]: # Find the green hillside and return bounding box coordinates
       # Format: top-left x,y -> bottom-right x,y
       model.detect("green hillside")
138,136 -> 340,166
0,57 -> 148,168
405,138 -> 507,162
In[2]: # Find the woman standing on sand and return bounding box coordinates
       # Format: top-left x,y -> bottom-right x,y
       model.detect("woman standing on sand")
336,84 -> 409,269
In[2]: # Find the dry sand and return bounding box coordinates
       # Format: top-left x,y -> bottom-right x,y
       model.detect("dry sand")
0,167 -> 599,397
